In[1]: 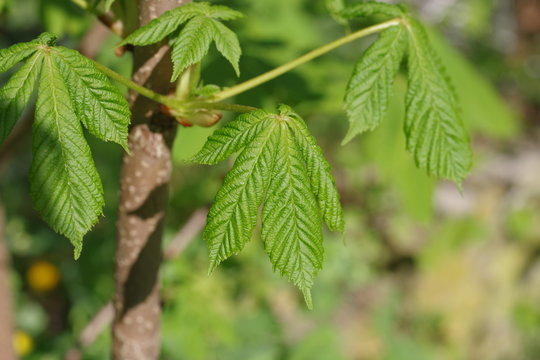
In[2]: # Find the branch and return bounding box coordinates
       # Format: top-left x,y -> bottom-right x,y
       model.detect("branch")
64,208 -> 207,360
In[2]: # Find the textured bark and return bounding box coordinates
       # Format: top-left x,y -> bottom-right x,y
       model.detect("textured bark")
112,1 -> 189,359
0,206 -> 16,360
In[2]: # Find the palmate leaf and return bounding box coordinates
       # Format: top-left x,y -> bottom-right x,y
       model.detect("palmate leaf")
193,106 -> 344,307
0,33 -> 131,256
343,25 -> 406,144
404,18 -> 472,183
340,3 -> 472,184
120,2 -> 242,81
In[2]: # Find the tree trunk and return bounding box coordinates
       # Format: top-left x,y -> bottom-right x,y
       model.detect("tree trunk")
112,1 -> 190,359
0,205 -> 16,360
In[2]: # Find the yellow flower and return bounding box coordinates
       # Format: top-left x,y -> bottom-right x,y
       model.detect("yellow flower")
13,330 -> 33,356
27,260 -> 60,292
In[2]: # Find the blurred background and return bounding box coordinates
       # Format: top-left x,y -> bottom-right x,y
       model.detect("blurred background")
0,0 -> 539,359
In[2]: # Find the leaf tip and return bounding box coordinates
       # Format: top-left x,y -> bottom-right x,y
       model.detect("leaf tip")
340,131 -> 355,146
302,288 -> 314,310
73,242 -> 83,260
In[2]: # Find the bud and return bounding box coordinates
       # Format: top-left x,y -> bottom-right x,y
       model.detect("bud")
176,109 -> 222,127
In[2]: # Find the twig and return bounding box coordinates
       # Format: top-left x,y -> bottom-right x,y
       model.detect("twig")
64,208 -> 207,359
164,208 -> 208,260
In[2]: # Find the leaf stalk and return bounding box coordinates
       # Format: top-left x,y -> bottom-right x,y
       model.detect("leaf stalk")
212,18 -> 402,101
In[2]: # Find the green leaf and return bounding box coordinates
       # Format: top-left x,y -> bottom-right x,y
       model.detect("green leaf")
206,5 -> 243,21
341,1 -> 406,19
404,18 -> 472,184
191,109 -> 271,165
283,107 -> 344,232
343,25 -> 406,143
119,2 -> 205,46
30,53 -> 104,258
262,119 -> 323,309
120,2 -> 242,80
171,16 -> 215,81
0,52 -> 43,145
428,28 -> 519,139
210,19 -> 241,76
204,121 -> 279,272
0,40 -> 39,74
53,47 -> 130,149
193,107 -> 343,307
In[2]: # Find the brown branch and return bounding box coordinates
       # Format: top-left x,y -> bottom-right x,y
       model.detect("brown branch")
64,207 -> 207,360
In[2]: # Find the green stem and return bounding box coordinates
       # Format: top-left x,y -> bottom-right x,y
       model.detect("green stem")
183,101 -> 257,113
212,18 -> 402,102
92,60 -> 255,114
91,60 -> 174,106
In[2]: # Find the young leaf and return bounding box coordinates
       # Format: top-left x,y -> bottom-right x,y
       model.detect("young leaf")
193,106 -> 344,307
120,2 -> 242,81
343,25 -> 406,143
30,54 -> 105,258
170,16 -> 215,81
0,51 -> 43,144
404,18 -> 472,183
53,47 -> 130,149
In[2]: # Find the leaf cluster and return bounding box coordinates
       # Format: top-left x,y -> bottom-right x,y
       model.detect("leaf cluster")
0,33 -> 130,257
120,2 -> 243,81
192,105 -> 344,308
342,2 -> 472,184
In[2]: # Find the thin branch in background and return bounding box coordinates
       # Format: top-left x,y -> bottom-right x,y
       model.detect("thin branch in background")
64,207 -> 207,360
70,0 -> 124,37
164,208 -> 208,260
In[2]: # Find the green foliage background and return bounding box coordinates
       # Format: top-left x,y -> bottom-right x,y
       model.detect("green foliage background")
1,0 -> 539,359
